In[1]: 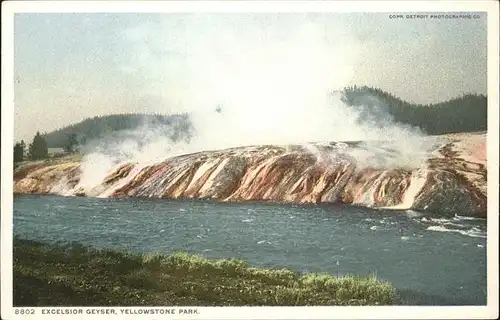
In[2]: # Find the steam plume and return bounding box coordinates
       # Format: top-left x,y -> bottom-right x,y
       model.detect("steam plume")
77,14 -> 436,193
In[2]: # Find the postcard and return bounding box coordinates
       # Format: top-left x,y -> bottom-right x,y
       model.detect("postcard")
1,1 -> 498,319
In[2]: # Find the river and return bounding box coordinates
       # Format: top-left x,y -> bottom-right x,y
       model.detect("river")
13,194 -> 487,305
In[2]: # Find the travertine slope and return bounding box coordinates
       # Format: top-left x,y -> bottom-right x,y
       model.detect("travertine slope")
14,133 -> 487,217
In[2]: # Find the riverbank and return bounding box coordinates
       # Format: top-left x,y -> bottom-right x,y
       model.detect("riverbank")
13,237 -> 397,306
13,133 -> 487,217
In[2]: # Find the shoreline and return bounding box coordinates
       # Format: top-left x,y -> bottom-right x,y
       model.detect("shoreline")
14,193 -> 485,220
13,133 -> 487,217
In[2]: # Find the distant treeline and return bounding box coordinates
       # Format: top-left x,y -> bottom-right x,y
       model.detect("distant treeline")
42,87 -> 487,148
44,113 -> 192,148
341,86 -> 487,135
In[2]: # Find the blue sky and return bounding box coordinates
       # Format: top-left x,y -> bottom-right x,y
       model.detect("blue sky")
14,12 -> 487,141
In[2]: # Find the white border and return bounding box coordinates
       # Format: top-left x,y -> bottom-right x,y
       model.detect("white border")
1,1 -> 499,319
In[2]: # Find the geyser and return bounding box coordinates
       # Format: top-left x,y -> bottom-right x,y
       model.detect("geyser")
77,14 -> 435,193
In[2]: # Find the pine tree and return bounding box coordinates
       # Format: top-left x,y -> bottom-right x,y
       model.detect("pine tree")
13,140 -> 25,163
28,132 -> 49,160
64,133 -> 78,153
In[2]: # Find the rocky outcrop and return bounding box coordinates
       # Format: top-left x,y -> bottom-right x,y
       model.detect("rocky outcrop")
13,133 -> 487,217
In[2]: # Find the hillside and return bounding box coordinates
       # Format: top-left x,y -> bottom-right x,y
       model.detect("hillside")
42,87 -> 487,148
43,113 -> 192,148
341,86 -> 487,135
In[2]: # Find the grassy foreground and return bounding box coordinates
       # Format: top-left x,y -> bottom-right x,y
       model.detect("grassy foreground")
14,237 -> 398,306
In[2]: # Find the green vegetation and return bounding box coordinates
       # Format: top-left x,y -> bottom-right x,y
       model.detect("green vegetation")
342,86 -> 487,135
63,133 -> 79,153
14,237 -> 397,306
43,113 -> 192,148
13,140 -> 26,163
40,87 -> 486,148
14,131 -> 80,165
27,132 -> 49,161
14,132 -> 51,164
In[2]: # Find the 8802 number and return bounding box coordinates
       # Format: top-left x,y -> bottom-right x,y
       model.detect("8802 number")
14,308 -> 35,315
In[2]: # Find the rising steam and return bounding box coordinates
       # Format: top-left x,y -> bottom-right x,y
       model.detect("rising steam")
78,14 -> 436,193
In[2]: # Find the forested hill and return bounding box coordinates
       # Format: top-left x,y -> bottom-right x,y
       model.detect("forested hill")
341,86 -> 487,135
43,87 -> 487,148
44,113 -> 192,148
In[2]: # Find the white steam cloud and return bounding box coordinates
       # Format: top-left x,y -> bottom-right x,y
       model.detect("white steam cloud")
78,14 -> 437,193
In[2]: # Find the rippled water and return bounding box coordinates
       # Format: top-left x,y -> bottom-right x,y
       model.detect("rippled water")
13,195 -> 487,305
